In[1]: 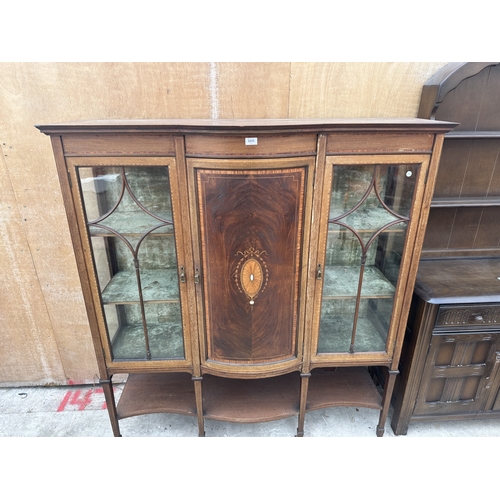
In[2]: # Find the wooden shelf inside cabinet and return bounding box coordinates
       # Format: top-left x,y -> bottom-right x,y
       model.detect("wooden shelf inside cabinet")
322,265 -> 395,299
445,131 -> 500,139
431,197 -> 500,208
112,322 -> 184,360
329,206 -> 408,233
89,211 -> 175,237
318,314 -> 389,353
101,269 -> 180,304
414,258 -> 500,304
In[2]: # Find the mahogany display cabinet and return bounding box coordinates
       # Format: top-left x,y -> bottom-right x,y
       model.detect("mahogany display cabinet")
36,118 -> 455,436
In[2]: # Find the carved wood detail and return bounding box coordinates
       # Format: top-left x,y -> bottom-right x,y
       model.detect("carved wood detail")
436,306 -> 500,327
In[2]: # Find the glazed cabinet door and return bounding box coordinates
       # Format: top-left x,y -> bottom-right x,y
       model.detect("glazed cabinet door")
188,157 -> 315,377
309,154 -> 431,366
67,157 -> 196,371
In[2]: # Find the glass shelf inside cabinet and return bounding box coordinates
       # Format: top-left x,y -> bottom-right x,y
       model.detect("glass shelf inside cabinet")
77,166 -> 185,361
318,163 -> 418,354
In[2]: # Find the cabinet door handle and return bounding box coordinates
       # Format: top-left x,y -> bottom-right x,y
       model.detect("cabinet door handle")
194,268 -> 200,284
317,264 -> 322,280
179,266 -> 186,283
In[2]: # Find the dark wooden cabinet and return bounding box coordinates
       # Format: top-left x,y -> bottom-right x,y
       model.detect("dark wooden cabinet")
37,119 -> 454,436
391,63 -> 500,435
391,259 -> 500,434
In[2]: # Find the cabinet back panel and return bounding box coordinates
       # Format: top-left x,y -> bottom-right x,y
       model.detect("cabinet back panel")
433,140 -> 472,198
434,139 -> 500,198
474,207 -> 500,249
422,208 -> 455,250
424,206 -> 500,254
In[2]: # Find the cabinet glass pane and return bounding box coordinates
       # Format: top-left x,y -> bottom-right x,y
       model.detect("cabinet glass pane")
318,163 -> 418,354
77,166 -> 185,361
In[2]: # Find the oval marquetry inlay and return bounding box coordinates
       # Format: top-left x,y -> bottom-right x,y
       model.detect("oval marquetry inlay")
241,258 -> 263,299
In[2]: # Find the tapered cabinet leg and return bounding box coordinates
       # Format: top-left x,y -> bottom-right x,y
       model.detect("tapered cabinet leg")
101,377 -> 121,437
192,376 -> 205,437
297,373 -> 311,437
376,369 -> 398,437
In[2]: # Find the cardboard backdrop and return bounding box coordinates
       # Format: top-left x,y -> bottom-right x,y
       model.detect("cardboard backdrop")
0,62 -> 447,386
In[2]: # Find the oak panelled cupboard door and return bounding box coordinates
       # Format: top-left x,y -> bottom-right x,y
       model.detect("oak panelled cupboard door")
413,330 -> 500,416
188,157 -> 315,377
67,157 -> 195,372
310,154 -> 431,366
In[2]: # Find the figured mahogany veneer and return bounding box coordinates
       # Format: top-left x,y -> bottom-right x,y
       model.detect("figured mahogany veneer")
197,167 -> 306,364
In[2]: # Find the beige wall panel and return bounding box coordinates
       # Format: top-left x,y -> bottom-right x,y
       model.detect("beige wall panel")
0,63 -> 212,385
0,150 -> 66,385
0,62 -> 448,386
216,62 -> 291,118
289,62 -> 448,118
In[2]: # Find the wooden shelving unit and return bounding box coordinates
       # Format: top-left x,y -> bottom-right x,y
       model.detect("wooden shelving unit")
391,63 -> 500,434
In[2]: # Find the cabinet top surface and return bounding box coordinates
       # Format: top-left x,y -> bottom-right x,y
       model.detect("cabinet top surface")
36,118 -> 457,135
415,258 -> 500,304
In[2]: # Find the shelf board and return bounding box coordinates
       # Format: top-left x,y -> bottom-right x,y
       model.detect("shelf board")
307,367 -> 382,411
202,373 -> 301,422
116,368 -> 382,423
112,322 -> 184,360
117,372 -> 197,420
101,269 -> 180,304
89,211 -> 174,237
445,131 -> 500,139
318,314 -> 388,353
431,196 -> 500,208
322,265 -> 395,299
329,206 -> 405,233
415,258 -> 500,304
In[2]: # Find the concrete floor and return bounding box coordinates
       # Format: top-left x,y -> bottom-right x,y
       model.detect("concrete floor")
1,381 -> 500,437
2,381 -> 497,500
